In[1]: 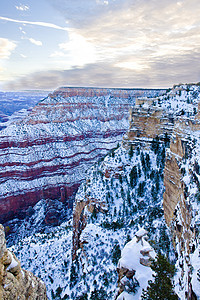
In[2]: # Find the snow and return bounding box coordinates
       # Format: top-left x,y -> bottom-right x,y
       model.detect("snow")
7,84 -> 200,299
118,236 -> 156,299
135,228 -> 148,238
191,247 -> 200,297
117,291 -> 136,300
6,251 -> 18,271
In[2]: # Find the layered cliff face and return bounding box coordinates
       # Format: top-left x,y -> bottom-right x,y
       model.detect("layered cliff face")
0,87 -> 163,223
0,91 -> 48,131
163,116 -> 200,299
6,84 -> 200,299
71,84 -> 200,299
0,224 -> 47,299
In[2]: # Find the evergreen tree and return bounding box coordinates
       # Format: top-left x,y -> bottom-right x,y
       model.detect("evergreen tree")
151,136 -> 160,154
141,253 -> 178,300
91,205 -> 97,219
90,287 -> 107,300
145,153 -> 151,170
164,132 -> 170,148
76,293 -> 88,300
130,166 -> 138,188
70,257 -> 79,287
129,144 -> 134,159
112,241 -> 121,265
141,151 -> 146,171
138,181 -> 145,197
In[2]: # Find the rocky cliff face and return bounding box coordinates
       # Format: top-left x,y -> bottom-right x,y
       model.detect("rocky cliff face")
70,131 -> 170,298
0,224 -> 47,300
5,84 -> 200,299
163,115 -> 200,299
71,84 -> 200,299
0,87 -> 163,223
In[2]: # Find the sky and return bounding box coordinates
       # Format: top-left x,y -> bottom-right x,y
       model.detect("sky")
0,0 -> 200,90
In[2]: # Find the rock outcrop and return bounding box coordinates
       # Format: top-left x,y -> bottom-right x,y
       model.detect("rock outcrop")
0,224 -> 47,299
163,115 -> 200,299
116,229 -> 156,299
71,83 -> 200,299
124,106 -> 174,147
0,87 -> 163,223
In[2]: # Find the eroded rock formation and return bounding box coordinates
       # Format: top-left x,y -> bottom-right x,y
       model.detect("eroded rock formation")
116,229 -> 155,299
71,84 -> 200,299
163,116 -> 200,299
0,87 -> 164,223
0,224 -> 47,299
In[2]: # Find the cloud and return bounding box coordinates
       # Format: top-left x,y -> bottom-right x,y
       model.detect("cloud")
0,38 -> 17,81
48,0 -> 129,27
4,50 -> 200,91
50,29 -> 97,67
0,17 -> 68,31
0,38 -> 16,59
2,0 -> 200,89
47,1 -> 200,55
28,38 -> 42,46
47,0 -> 200,79
15,4 -> 30,11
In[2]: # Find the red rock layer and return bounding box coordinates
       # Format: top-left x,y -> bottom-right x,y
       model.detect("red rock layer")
0,87 -> 164,223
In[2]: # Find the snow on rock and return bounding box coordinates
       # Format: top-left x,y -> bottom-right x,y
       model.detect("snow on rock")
0,224 -> 47,299
117,231 -> 156,299
6,250 -> 18,271
135,228 -> 148,239
191,246 -> 200,297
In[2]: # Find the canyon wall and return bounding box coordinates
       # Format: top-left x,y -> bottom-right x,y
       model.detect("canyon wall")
0,224 -> 47,299
163,115 -> 200,299
0,87 -> 163,223
71,84 -> 200,299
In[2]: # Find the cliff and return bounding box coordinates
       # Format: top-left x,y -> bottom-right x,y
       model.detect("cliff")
163,115 -> 200,299
5,84 -> 200,299
70,131 -> 169,298
70,84 -> 200,299
0,87 -> 165,224
0,224 -> 47,299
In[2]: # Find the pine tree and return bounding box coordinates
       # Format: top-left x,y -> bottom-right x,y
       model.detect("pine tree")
141,253 -> 178,300
90,287 -> 107,300
129,144 -> 134,159
151,136 -> 160,154
91,205 -> 97,219
130,166 -> 138,188
112,241 -> 121,265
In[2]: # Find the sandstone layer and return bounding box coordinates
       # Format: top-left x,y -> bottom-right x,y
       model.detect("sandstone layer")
0,224 -> 47,300
0,87 -> 163,223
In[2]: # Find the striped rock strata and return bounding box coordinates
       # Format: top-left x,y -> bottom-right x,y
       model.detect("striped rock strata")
0,87 -> 163,223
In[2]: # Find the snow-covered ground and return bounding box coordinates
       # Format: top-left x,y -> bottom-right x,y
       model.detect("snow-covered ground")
6,84 -> 200,299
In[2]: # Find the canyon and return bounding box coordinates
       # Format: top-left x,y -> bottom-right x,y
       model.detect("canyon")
70,84 -> 200,299
0,87 -> 164,223
1,84 -> 200,299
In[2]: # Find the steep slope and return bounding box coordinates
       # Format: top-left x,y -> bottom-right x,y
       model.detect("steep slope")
0,224 -> 47,299
0,87 -> 163,223
163,113 -> 200,299
9,139 -> 170,299
70,139 -> 171,299
7,84 -> 200,299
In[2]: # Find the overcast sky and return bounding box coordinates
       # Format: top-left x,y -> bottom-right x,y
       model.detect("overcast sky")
0,0 -> 200,90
